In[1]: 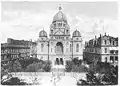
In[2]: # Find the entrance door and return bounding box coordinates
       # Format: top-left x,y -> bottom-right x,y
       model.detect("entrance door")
55,58 -> 64,65
53,58 -> 65,76
60,58 -> 64,65
55,58 -> 59,65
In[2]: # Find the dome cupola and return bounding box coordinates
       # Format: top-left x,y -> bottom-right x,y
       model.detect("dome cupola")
39,30 -> 47,37
73,29 -> 81,37
53,6 -> 67,23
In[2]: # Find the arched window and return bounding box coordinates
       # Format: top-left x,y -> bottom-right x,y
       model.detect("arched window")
105,57 -> 107,62
55,58 -> 59,65
104,40 -> 106,45
76,38 -> 79,40
113,41 -> 115,45
58,23 -> 61,26
41,44 -> 44,52
105,48 -> 107,53
51,30 -> 53,33
56,42 -> 63,53
54,23 -> 56,27
66,30 -> 68,33
60,58 -> 64,65
110,56 -> 114,62
115,56 -> 118,61
76,44 -> 79,52
60,23 -> 62,26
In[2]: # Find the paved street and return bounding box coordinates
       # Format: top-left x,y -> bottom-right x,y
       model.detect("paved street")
35,75 -> 77,86
56,76 -> 77,86
10,72 -> 86,86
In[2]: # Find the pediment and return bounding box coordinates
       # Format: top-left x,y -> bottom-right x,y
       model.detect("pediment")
55,30 -> 64,35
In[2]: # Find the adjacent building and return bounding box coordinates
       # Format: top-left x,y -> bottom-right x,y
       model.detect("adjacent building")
83,33 -> 118,65
37,6 -> 83,66
1,38 -> 37,65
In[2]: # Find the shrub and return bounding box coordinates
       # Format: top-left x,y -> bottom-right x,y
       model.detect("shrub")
25,60 -> 51,72
43,60 -> 52,72
12,60 -> 22,72
72,58 -> 82,66
1,77 -> 27,85
6,60 -> 22,72
72,64 -> 88,72
25,62 -> 43,72
79,63 -> 118,85
19,57 -> 43,70
65,60 -> 73,72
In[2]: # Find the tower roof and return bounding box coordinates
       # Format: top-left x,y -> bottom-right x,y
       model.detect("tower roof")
53,6 -> 67,22
72,29 -> 81,37
39,30 -> 47,37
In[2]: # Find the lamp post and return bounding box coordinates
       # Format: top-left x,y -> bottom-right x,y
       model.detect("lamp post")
71,39 -> 74,72
48,41 -> 50,61
72,39 -> 73,59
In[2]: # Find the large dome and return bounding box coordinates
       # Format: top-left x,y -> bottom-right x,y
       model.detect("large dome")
53,6 -> 67,22
73,30 -> 81,37
39,30 -> 47,37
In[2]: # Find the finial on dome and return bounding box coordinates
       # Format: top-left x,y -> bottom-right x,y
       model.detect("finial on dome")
59,5 -> 62,10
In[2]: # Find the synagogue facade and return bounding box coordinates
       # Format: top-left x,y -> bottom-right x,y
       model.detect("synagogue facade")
37,7 -> 83,66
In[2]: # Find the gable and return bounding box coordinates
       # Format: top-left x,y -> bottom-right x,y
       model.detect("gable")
55,30 -> 64,35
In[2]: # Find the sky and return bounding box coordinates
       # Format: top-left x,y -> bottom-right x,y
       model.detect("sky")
0,1 -> 118,43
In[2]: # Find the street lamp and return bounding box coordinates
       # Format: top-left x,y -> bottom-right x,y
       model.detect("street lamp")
48,41 -> 50,61
72,39 -> 73,59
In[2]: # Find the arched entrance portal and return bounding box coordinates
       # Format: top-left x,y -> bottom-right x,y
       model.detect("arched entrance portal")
55,58 -> 64,65
56,42 -> 63,53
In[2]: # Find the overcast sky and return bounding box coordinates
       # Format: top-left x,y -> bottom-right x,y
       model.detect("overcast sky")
0,1 -> 118,43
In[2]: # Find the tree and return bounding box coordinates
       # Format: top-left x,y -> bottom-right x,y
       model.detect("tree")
8,60 -> 22,72
19,57 -> 43,71
78,62 -> 118,85
12,60 -> 22,72
72,58 -> 82,66
25,63 -> 40,72
43,60 -> 51,72
102,65 -> 118,85
65,60 -> 73,72
25,60 -> 51,72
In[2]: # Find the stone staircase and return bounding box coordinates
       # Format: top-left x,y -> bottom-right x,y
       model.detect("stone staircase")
51,65 -> 65,76
51,65 -> 65,84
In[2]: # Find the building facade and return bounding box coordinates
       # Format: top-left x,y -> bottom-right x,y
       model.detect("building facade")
1,38 -> 37,65
83,33 -> 118,65
37,7 -> 83,66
